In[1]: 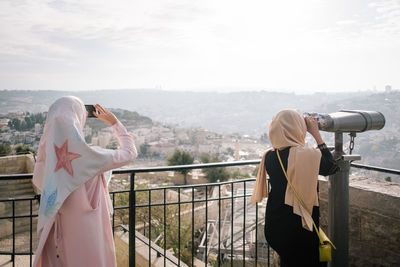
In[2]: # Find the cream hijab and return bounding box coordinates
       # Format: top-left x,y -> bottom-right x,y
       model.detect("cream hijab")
251,109 -> 321,231
33,96 -> 114,231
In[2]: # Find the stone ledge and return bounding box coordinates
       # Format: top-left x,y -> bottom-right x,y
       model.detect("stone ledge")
318,175 -> 400,266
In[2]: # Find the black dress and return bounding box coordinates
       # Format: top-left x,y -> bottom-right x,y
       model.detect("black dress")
264,144 -> 338,267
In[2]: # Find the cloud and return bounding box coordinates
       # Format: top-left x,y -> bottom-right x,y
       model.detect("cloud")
0,0 -> 399,91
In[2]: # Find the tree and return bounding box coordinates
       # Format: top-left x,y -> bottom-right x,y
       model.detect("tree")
139,143 -> 150,158
231,169 -> 250,179
0,143 -> 12,157
260,133 -> 269,143
199,153 -> 230,183
8,118 -> 21,130
167,149 -> 194,184
7,112 -> 46,131
226,147 -> 234,157
15,144 -> 36,155
252,166 -> 259,177
24,116 -> 33,129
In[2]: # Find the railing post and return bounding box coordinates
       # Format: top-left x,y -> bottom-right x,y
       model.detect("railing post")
328,132 -> 349,267
12,200 -> 15,267
129,172 -> 136,267
30,199 -> 33,267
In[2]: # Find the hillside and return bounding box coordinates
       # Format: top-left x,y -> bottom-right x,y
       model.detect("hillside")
0,89 -> 399,180
0,89 -> 374,134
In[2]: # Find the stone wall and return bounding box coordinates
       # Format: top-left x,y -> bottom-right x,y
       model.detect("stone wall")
319,176 -> 400,267
0,154 -> 35,174
0,154 -> 38,252
0,154 -> 36,198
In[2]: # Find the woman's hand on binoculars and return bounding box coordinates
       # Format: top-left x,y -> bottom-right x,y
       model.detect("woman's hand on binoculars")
93,104 -> 117,126
305,116 -> 324,145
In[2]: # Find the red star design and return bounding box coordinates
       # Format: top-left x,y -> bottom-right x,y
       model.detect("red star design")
54,140 -> 81,176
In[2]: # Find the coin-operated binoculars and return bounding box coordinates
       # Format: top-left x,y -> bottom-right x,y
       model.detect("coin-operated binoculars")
305,110 -> 385,133
303,110 -> 385,267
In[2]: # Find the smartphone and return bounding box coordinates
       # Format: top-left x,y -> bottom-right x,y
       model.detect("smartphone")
85,105 -> 96,118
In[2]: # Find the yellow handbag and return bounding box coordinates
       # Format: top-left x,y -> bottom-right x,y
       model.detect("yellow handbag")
276,150 -> 336,262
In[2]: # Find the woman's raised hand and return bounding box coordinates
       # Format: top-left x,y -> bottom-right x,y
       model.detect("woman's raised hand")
305,116 -> 324,145
93,104 -> 118,126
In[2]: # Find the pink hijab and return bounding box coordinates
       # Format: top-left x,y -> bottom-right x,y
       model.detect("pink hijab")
251,109 -> 321,231
33,96 -> 114,231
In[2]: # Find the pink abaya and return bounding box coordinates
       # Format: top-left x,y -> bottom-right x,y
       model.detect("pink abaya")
34,120 -> 137,267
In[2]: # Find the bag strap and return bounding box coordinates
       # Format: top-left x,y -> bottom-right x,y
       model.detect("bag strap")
276,149 -> 335,248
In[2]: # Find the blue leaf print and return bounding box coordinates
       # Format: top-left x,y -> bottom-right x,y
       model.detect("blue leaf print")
46,188 -> 57,209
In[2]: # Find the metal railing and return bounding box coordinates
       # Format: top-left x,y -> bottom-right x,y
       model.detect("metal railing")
111,160 -> 267,267
0,195 -> 39,267
0,161 -> 399,267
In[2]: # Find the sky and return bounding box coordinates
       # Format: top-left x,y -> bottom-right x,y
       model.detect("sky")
0,0 -> 399,93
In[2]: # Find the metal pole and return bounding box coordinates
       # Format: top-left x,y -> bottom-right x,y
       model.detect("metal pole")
129,172 -> 136,267
328,132 -> 349,267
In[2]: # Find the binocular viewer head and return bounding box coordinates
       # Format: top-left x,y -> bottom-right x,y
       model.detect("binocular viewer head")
304,110 -> 385,133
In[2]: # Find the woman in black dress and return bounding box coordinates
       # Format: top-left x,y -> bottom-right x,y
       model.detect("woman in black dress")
251,110 -> 338,267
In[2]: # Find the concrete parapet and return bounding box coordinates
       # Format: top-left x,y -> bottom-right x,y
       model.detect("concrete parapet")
0,154 -> 38,254
319,176 -> 400,267
0,154 -> 35,175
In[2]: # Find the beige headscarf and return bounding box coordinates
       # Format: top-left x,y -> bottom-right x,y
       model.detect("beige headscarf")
251,109 -> 321,231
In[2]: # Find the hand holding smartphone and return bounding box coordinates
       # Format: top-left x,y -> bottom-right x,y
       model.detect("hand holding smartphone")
85,104 -> 117,126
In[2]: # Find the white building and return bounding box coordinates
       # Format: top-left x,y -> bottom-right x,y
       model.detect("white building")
34,123 -> 42,135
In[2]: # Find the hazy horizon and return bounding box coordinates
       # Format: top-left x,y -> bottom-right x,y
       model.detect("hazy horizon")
1,0 -> 399,93
0,87 -> 395,95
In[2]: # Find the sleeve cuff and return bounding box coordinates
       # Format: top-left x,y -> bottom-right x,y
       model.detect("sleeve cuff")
111,120 -> 128,135
317,143 -> 328,150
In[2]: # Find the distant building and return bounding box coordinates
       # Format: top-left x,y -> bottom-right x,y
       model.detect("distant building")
98,132 -> 112,148
385,85 -> 392,92
91,137 -> 99,146
83,125 -> 92,137
235,141 -> 239,160
0,118 -> 10,132
34,123 -> 42,135
0,118 -> 9,127
148,142 -> 175,156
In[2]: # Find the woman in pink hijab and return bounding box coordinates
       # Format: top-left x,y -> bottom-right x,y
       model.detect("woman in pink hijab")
251,110 -> 338,267
33,96 -> 137,267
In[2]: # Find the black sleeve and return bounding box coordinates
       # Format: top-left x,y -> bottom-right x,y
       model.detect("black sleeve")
318,143 -> 339,176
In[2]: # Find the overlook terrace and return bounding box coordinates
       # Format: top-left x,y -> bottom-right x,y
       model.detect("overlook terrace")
0,155 -> 399,267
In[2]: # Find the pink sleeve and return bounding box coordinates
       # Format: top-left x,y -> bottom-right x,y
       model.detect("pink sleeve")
101,120 -> 137,171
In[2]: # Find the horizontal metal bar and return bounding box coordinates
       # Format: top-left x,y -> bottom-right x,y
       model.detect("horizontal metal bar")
351,163 -> 400,175
113,205 -> 130,210
0,214 -> 38,220
0,251 -> 33,256
0,196 -> 39,202
109,190 -> 130,194
0,173 -> 34,180
1,161 -> 399,180
2,160 -> 257,179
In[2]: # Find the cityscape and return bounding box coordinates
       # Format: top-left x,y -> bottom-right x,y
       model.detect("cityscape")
1,0 -> 400,265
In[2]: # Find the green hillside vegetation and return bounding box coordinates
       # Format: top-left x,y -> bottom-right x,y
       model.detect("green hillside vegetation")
85,109 -> 152,132
6,112 -> 46,131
